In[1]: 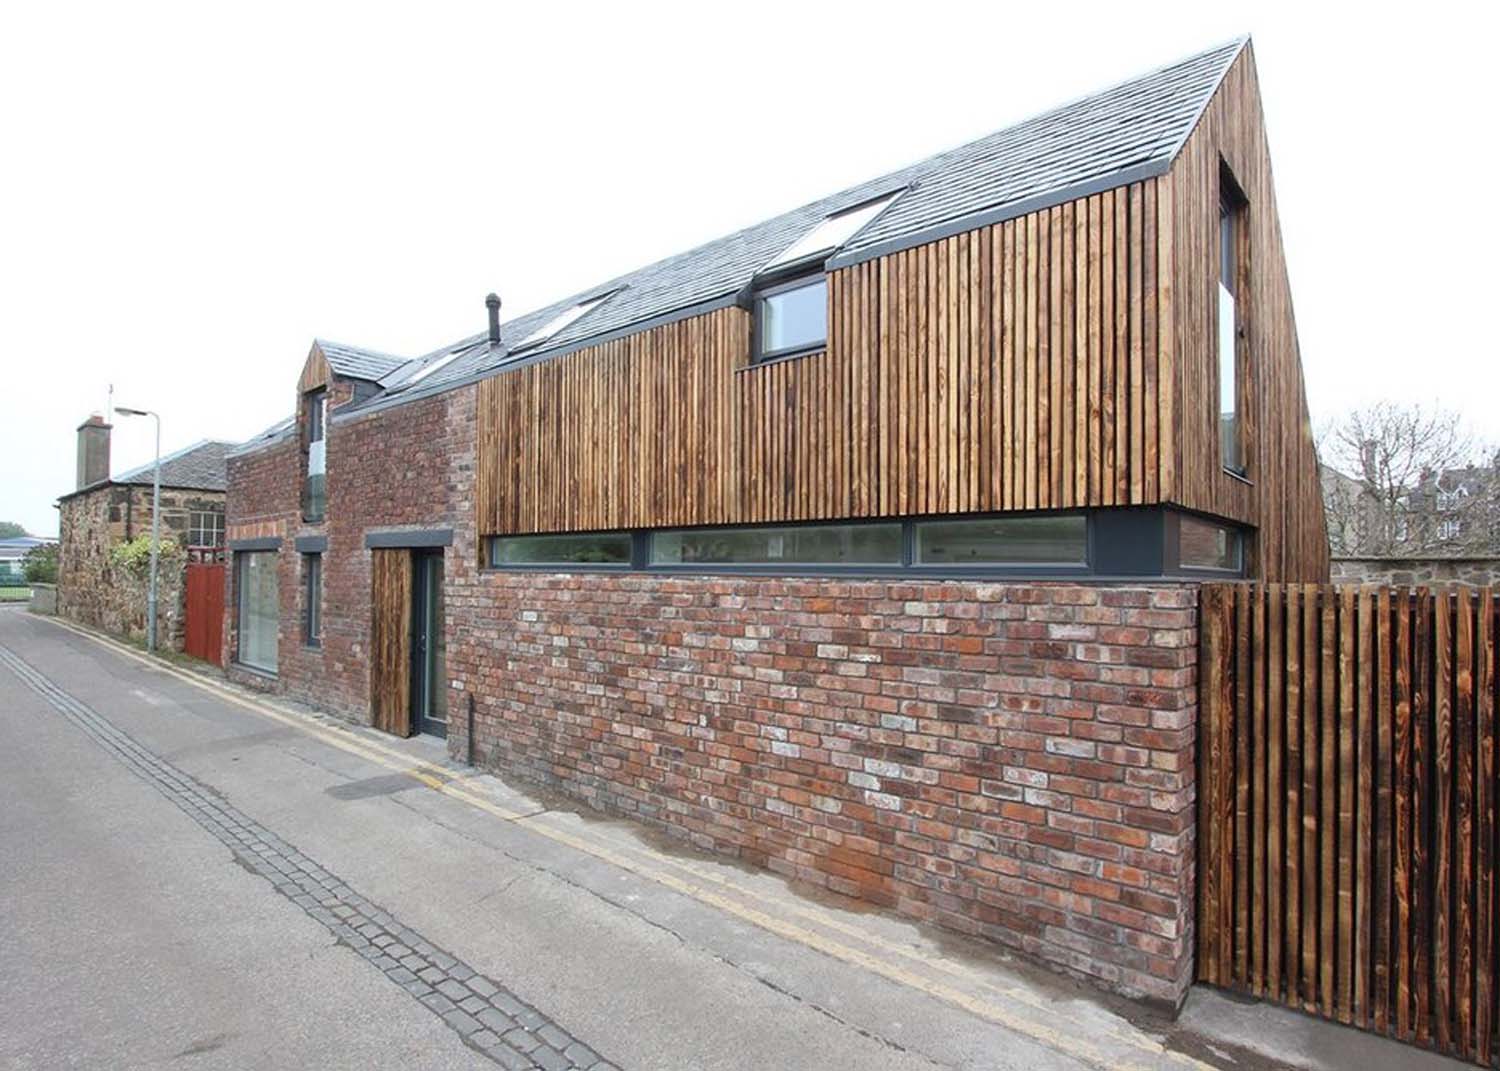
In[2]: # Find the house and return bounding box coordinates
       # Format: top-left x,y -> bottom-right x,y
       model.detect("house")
1324,456 -> 1500,584
223,37 -> 1326,1006
57,415 -> 234,649
0,534 -> 54,584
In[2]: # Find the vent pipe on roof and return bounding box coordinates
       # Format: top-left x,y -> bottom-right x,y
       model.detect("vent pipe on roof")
486,293 -> 502,346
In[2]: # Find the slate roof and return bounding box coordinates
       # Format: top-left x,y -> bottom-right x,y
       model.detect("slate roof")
302,36 -> 1245,424
316,340 -> 408,381
109,440 -> 234,492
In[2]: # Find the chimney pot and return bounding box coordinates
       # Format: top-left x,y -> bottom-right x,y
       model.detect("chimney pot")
486,293 -> 502,346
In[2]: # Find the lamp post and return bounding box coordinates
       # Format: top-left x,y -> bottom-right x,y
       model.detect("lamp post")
116,407 -> 161,654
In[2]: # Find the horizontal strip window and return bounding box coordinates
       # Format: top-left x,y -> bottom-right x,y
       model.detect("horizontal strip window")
1174,513 -> 1245,574
652,523 -> 901,567
916,515 -> 1086,566
491,532 -> 633,568
485,509 -> 1250,579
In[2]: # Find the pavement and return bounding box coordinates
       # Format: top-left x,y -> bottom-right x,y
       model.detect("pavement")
0,604 -> 1469,1070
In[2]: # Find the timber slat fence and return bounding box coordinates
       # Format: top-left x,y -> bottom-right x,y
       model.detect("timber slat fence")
1198,583 -> 1499,1065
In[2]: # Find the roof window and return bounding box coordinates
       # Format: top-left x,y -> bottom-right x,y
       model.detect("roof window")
513,293 -> 612,352
762,192 -> 901,273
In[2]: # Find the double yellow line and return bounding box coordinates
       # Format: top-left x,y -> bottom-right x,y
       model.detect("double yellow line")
39,614 -> 1212,1071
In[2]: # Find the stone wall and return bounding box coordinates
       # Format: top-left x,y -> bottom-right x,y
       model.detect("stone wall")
1330,556 -> 1500,587
447,575 -> 1199,1006
57,484 -> 223,650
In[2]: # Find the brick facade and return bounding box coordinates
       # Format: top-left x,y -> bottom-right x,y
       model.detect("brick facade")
447,575 -> 1199,1005
57,483 -> 224,650
223,384 -> 477,718
226,373 -> 1200,1007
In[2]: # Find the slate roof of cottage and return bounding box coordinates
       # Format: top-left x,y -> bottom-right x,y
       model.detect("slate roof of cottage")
61,439 -> 235,499
248,35 -> 1245,435
316,340 -> 409,382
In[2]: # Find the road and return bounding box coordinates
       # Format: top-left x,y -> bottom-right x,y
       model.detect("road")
0,606 -> 1463,1070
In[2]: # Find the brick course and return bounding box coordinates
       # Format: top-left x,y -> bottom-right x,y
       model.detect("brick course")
447,573 -> 1198,1005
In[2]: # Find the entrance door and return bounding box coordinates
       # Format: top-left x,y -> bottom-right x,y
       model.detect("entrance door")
409,550 -> 447,738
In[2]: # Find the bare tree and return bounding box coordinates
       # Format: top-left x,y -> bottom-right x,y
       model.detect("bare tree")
1320,402 -> 1495,556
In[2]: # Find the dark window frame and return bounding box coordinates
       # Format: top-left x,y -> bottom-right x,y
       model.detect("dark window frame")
234,549 -> 279,675
489,531 -> 636,570
752,271 -> 828,364
303,387 -> 328,523
1165,509 -> 1248,577
1218,163 -> 1249,480
303,552 -> 322,648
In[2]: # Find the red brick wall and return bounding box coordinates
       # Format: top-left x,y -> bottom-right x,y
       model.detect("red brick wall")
447,575 -> 1198,1005
223,384 -> 477,716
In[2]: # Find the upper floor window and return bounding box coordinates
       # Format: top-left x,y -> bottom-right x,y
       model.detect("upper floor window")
1437,487 -> 1467,511
754,274 -> 827,362
1439,518 -> 1463,542
1218,170 -> 1247,476
304,388 -> 327,522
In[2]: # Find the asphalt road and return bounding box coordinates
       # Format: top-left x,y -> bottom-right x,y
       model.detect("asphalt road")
0,607 -> 1466,1071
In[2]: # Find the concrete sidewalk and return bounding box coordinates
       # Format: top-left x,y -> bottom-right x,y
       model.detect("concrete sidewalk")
0,605 -> 1465,1070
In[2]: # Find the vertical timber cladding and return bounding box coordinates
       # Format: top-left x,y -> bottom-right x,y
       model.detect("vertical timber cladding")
1168,44 -> 1329,581
1198,584 -> 1499,1065
369,548 -> 412,737
476,181 -> 1182,532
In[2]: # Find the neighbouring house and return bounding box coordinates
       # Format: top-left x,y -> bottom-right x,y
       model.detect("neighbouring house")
223,37 -> 1327,1008
57,414 -> 233,650
0,533 -> 55,584
1323,455 -> 1500,584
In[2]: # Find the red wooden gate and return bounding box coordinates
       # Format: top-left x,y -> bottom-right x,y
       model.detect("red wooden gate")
184,560 -> 225,666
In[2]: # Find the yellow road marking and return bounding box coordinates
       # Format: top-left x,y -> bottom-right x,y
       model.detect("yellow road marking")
37,614 -> 1209,1070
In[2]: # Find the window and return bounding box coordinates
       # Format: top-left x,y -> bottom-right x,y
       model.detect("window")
304,388 -> 327,522
188,510 -> 224,549
652,523 -> 901,567
763,193 -> 900,273
755,274 -> 828,361
1219,174 -> 1246,476
513,293 -> 612,352
303,553 -> 322,647
1439,518 -> 1463,542
235,551 -> 279,673
1176,515 -> 1244,573
490,532 -> 632,567
399,349 -> 464,388
915,515 -> 1087,566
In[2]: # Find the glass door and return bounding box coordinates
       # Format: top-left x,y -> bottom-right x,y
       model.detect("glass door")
409,550 -> 447,738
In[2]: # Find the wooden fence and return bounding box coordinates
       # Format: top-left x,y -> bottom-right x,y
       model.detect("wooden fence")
1197,583 -> 1499,1065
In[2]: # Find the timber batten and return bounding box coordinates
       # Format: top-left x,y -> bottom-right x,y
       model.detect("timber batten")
472,43 -> 1325,582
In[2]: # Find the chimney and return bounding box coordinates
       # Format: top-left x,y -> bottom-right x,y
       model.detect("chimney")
486,293 -> 502,346
1359,438 -> 1379,485
76,413 -> 112,490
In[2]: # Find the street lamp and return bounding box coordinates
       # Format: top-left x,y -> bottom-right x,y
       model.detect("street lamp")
115,406 -> 161,654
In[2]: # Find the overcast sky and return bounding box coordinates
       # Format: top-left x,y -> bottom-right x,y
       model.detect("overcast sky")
3,3 -> 1495,537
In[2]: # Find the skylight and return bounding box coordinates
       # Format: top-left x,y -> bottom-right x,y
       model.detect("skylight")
513,293 -> 611,351
763,192 -> 901,272
401,350 -> 463,388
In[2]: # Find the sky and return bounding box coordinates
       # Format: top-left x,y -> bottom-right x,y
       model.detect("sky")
3,2 -> 1497,537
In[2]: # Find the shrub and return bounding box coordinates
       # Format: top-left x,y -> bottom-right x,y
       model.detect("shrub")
23,543 -> 57,584
110,534 -> 183,579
